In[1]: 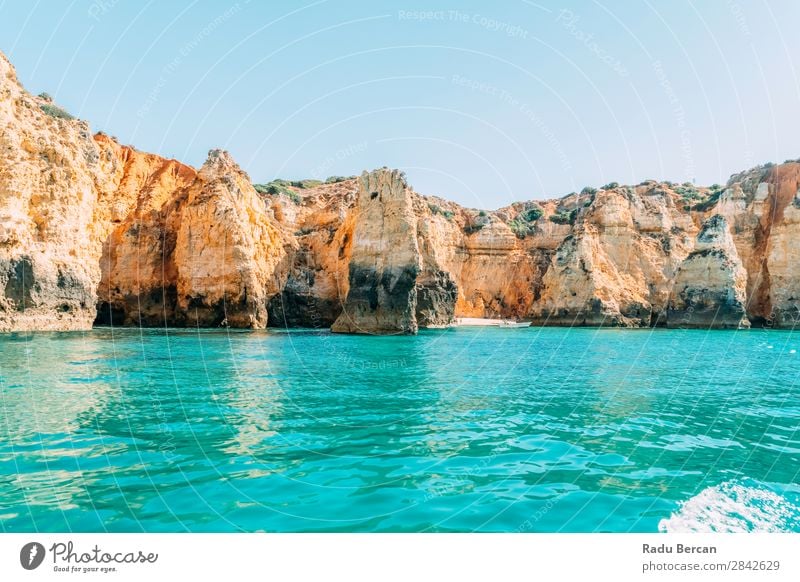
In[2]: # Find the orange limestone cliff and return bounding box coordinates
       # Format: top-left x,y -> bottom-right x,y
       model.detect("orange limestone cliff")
0,50 -> 291,331
96,148 -> 290,328
329,169 -> 457,334
1,50 -> 800,333
0,52 -> 141,331
667,214 -> 749,329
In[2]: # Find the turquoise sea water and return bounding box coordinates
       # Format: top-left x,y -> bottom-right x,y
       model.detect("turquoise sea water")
1,326 -> 800,533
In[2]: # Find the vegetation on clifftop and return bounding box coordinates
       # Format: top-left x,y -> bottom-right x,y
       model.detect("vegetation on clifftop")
428,203 -> 455,220
37,91 -> 75,121
253,180 -> 302,204
549,209 -> 578,225
507,203 -> 543,238
690,186 -> 724,212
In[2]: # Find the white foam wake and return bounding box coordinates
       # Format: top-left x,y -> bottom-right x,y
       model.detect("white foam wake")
659,480 -> 800,533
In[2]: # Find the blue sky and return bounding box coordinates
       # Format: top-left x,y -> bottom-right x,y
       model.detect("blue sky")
2,0 -> 799,207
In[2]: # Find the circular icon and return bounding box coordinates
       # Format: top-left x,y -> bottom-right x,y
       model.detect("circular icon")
20,542 -> 45,570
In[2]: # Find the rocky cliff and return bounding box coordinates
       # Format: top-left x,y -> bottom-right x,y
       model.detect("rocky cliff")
329,169 -> 458,334
2,50 -> 799,333
0,53 -> 125,331
667,214 -> 749,329
531,186 -> 694,327
96,147 -> 289,328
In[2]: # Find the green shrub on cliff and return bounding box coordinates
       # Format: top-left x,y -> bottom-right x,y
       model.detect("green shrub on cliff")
325,175 -> 351,184
675,185 -> 702,200
691,188 -> 724,211
40,103 -> 74,121
506,203 -> 544,238
549,209 -> 578,225
291,179 -> 322,189
253,181 -> 302,204
507,218 -> 530,238
602,182 -> 619,190
522,206 -> 543,221
428,204 -> 454,220
263,183 -> 288,196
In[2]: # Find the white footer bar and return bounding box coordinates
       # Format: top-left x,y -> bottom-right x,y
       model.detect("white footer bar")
1,534 -> 797,581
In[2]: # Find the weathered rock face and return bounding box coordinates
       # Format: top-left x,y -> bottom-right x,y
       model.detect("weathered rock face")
756,164 -> 800,328
531,186 -> 695,326
667,215 -> 749,329
765,178 -> 800,327
3,49 -> 800,333
98,149 -> 289,328
331,169 -> 429,334
266,180 -> 357,328
415,269 -> 457,327
0,50 -> 290,331
446,215 -> 541,319
713,162 -> 800,328
94,137 -> 198,326
173,150 -> 288,327
0,53 -> 122,331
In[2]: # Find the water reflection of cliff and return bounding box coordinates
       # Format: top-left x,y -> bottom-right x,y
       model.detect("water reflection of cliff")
0,332 -> 116,441
0,332 -> 117,523
216,331 -> 285,461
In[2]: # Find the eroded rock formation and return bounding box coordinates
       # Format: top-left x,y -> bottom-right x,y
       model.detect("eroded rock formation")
531,186 -> 694,326
667,215 -> 749,329
2,50 -> 800,333
97,148 -> 289,328
0,54 -> 125,331
330,169 -> 450,334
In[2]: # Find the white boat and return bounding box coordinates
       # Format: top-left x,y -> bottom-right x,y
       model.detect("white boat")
455,317 -> 529,328
499,320 -> 530,328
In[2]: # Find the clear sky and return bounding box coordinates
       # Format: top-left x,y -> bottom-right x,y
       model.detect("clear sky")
2,0 -> 799,208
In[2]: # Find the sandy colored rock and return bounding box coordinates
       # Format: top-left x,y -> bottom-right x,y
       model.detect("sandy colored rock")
667,214 -> 749,329
2,49 -> 800,333
99,150 -> 289,328
331,169 -> 426,334
0,52 -> 116,330
267,179 -> 357,328
94,137 -> 198,326
0,50 -> 289,331
173,150 -> 287,327
531,186 -> 694,326
762,163 -> 800,327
